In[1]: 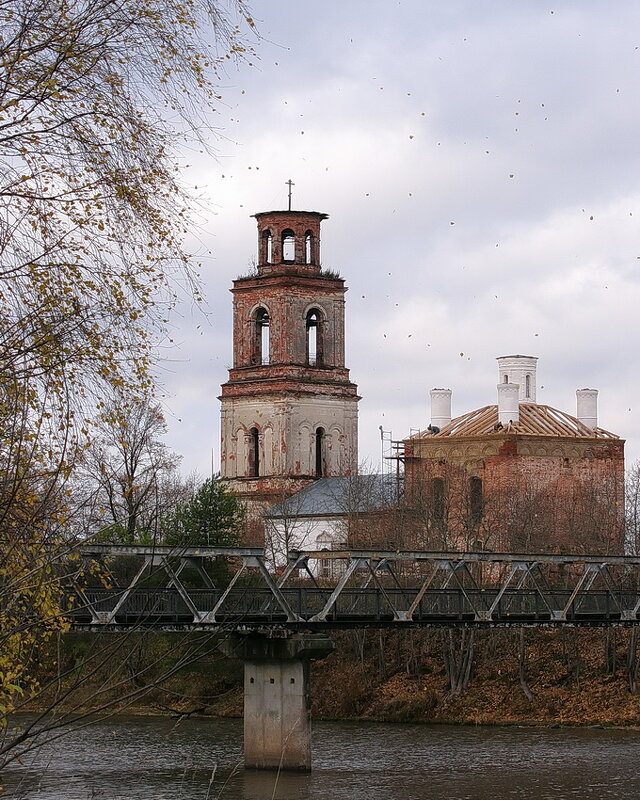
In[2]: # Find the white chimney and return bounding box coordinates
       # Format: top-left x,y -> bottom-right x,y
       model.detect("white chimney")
576,388 -> 598,430
430,388 -> 452,430
496,354 -> 538,403
497,383 -> 520,426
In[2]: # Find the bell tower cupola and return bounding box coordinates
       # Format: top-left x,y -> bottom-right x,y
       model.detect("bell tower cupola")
219,204 -> 360,511
255,210 -> 325,275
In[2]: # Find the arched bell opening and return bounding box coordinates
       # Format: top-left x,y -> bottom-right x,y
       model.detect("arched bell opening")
305,230 -> 313,264
282,229 -> 295,262
306,308 -> 324,366
252,308 -> 270,365
260,230 -> 273,264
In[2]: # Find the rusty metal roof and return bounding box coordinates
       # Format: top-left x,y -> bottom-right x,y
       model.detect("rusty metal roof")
410,403 -> 619,440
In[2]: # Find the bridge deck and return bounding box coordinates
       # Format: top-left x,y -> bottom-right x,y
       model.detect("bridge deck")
68,586 -> 639,631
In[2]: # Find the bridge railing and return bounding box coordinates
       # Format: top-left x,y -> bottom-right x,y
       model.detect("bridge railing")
66,587 -> 638,626
64,545 -> 640,629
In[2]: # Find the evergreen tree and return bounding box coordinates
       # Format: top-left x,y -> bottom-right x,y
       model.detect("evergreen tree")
164,477 -> 245,548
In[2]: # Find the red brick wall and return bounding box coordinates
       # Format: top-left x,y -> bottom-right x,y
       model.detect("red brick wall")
253,209 -> 327,270
403,436 -> 625,554
230,274 -> 347,369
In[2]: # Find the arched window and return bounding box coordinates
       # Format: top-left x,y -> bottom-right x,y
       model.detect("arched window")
525,374 -> 531,398
503,374 -> 509,384
306,308 -> 323,366
470,476 -> 483,525
315,427 -> 324,477
253,308 -> 270,365
261,230 -> 273,264
431,477 -> 444,521
248,427 -> 260,477
305,231 -> 313,264
282,229 -> 295,261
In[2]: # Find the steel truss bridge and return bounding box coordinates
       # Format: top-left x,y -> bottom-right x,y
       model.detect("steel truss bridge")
64,545 -> 640,631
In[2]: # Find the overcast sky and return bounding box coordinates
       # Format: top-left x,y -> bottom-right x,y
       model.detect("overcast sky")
159,1 -> 640,477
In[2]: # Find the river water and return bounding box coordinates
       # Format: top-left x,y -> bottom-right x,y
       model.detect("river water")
3,715 -> 640,799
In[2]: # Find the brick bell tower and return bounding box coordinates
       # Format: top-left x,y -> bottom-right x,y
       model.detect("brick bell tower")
219,205 -> 360,510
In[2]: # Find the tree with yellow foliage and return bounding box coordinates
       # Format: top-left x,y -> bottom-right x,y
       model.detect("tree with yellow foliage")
0,0 -> 256,764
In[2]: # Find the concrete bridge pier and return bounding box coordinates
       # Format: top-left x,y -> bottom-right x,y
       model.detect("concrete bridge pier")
220,632 -> 334,771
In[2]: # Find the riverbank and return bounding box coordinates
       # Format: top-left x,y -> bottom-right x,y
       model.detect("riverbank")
20,627 -> 640,728
309,627 -> 640,727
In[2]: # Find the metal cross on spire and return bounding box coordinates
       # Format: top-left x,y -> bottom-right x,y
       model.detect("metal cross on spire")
286,178 -> 295,211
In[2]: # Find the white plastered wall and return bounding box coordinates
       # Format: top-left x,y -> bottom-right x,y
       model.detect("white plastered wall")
496,355 -> 538,403
220,395 -> 358,479
264,515 -> 347,575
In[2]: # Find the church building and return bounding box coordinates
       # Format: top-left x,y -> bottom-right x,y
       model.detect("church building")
401,355 -> 625,554
218,200 -> 624,556
219,207 -> 360,516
